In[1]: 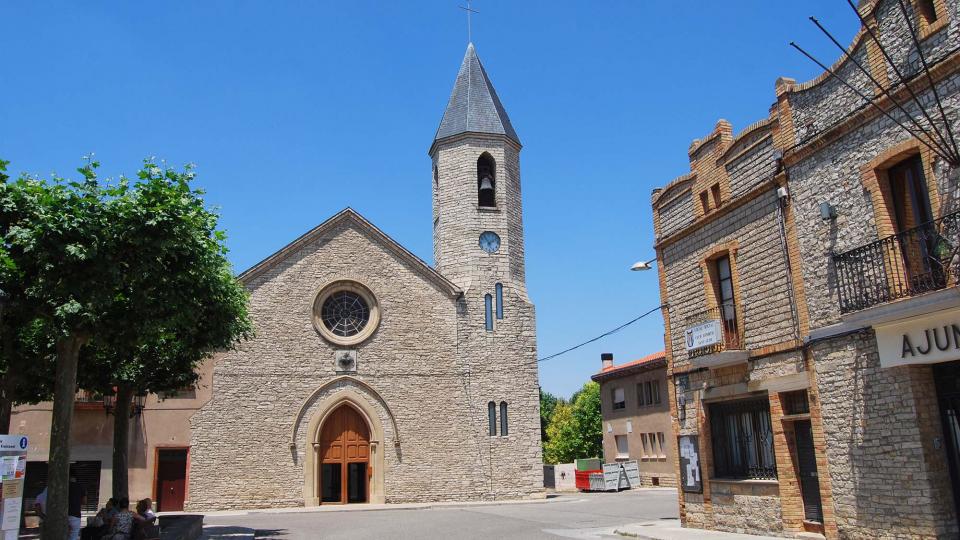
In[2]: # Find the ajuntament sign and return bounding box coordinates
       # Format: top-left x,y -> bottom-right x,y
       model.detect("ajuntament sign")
875,310 -> 960,368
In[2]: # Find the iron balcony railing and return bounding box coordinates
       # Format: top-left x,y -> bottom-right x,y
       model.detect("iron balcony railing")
74,389 -> 106,409
833,211 -> 960,313
685,303 -> 744,358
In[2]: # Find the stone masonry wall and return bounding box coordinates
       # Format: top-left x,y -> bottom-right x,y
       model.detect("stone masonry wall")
188,219 -> 542,510
661,187 -> 798,371
787,71 -> 960,328
811,332 -> 957,538
657,190 -> 695,240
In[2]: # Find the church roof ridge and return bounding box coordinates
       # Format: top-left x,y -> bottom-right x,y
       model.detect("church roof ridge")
432,42 -> 520,151
237,207 -> 462,297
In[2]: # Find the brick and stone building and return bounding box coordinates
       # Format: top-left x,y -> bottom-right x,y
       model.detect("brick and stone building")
652,0 -> 960,537
11,365 -> 213,514
185,43 -> 543,509
592,351 -> 677,487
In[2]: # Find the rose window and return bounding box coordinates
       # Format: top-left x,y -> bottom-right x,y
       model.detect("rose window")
320,291 -> 371,337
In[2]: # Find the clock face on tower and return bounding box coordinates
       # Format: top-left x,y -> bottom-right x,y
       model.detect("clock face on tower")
479,231 -> 501,253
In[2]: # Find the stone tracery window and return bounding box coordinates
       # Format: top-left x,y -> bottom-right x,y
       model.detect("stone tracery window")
313,281 -> 380,346
321,291 -> 370,337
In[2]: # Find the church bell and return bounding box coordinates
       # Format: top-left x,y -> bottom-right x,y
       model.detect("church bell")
479,176 -> 494,193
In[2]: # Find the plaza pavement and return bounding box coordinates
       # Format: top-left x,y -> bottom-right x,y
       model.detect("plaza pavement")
197,488 -> 781,540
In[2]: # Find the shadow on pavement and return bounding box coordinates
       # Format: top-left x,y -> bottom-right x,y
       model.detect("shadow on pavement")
253,530 -> 287,538
202,525 -> 255,539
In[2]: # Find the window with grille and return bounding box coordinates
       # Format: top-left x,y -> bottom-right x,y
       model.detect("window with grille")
709,398 -> 777,480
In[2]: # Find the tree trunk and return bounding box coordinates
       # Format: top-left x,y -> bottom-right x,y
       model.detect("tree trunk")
112,383 -> 133,500
0,326 -> 14,434
0,391 -> 11,435
41,335 -> 84,540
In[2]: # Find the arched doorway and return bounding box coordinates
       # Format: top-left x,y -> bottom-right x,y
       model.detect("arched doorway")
318,404 -> 370,504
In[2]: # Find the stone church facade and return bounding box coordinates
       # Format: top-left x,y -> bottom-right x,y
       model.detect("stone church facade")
186,43 -> 543,510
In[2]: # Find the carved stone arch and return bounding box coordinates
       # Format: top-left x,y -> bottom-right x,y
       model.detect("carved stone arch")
295,377 -> 396,505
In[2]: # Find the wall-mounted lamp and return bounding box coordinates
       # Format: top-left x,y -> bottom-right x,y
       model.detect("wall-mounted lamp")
819,202 -> 837,221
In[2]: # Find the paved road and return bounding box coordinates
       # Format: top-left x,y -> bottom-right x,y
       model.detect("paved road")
201,489 -> 679,540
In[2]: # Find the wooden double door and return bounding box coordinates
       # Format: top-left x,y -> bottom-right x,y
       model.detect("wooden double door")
319,405 -> 370,504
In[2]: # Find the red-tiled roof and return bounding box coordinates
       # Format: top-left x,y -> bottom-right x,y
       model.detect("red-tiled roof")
599,350 -> 666,374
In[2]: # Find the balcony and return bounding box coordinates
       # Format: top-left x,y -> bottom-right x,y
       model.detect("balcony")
74,390 -> 106,410
833,211 -> 960,314
684,304 -> 747,369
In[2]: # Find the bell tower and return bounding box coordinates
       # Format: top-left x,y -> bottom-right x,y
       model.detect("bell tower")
429,42 -> 526,296
429,42 -> 542,500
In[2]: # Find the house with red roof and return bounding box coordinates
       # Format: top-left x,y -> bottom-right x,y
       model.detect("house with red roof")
591,351 -> 675,487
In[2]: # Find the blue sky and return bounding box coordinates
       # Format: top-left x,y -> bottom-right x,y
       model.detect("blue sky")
1,2 -> 859,398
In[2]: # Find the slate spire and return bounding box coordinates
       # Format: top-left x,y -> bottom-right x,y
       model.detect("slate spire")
433,43 -> 520,146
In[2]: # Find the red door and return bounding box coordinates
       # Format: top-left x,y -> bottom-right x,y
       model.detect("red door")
155,449 -> 188,511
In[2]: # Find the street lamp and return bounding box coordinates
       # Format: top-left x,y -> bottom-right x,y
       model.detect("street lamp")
630,258 -> 656,271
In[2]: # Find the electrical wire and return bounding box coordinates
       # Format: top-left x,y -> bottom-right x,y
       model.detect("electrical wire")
534,304 -> 666,364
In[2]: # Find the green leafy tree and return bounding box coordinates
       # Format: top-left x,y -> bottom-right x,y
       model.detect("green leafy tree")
542,381 -> 602,464
539,388 -> 561,445
570,381 -> 602,460
0,159 -> 251,538
543,402 -> 577,464
77,161 -> 252,500
0,160 -> 130,539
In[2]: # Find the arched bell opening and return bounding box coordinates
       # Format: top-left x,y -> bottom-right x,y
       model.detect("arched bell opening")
478,153 -> 496,207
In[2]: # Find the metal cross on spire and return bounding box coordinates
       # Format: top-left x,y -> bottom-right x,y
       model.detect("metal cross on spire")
459,0 -> 479,43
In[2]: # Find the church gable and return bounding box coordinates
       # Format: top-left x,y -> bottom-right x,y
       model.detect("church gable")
238,208 -> 461,297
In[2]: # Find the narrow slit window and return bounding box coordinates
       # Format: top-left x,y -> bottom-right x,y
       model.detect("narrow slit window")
500,401 -> 508,436
711,183 -> 722,208
484,294 -> 493,331
645,381 -> 653,405
495,283 -> 504,319
488,401 -> 497,436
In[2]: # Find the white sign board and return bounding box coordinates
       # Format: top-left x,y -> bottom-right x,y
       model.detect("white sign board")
685,319 -> 722,351
875,309 -> 960,368
0,435 -> 27,539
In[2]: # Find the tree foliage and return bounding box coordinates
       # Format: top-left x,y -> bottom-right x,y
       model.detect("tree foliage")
0,158 -> 251,537
539,388 -> 562,445
542,381 -> 602,464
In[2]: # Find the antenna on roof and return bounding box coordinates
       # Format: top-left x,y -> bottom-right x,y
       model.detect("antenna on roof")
789,2 -> 960,166
459,0 -> 479,43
